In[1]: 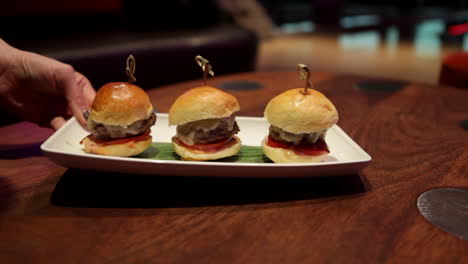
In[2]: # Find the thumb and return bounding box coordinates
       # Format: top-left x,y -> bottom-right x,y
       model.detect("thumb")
50,116 -> 66,130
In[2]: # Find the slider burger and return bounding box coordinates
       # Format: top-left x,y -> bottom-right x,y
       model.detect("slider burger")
168,86 -> 241,161
81,82 -> 156,156
81,55 -> 156,157
262,65 -> 338,163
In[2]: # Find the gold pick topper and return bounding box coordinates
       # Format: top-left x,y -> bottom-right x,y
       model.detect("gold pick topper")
297,64 -> 311,94
126,54 -> 136,84
195,55 -> 214,86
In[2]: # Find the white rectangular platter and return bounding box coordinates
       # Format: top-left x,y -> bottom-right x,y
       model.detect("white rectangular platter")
41,114 -> 371,178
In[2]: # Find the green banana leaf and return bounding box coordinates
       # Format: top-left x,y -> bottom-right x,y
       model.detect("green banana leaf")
136,142 -> 272,163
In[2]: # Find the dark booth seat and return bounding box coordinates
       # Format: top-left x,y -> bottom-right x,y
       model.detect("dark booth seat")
5,24 -> 258,90
50,25 -> 258,89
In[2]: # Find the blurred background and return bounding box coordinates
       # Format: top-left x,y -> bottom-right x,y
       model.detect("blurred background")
1,0 -> 467,87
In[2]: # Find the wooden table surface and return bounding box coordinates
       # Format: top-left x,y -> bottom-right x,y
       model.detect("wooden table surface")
0,71 -> 467,263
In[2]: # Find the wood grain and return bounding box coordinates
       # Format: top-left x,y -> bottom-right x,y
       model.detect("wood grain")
0,72 -> 467,264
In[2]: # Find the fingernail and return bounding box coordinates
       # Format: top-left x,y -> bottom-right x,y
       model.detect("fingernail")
82,110 -> 89,120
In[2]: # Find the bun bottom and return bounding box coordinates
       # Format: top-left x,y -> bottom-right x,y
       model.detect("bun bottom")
172,136 -> 241,161
82,136 -> 152,157
261,137 -> 327,163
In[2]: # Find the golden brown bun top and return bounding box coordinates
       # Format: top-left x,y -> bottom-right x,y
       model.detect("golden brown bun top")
168,86 -> 240,125
89,82 -> 153,126
264,88 -> 338,134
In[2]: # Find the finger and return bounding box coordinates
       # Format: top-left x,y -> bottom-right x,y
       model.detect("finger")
83,82 -> 96,107
50,116 -> 66,130
54,66 -> 89,129
55,64 -> 82,100
69,101 -> 87,128
75,72 -> 96,108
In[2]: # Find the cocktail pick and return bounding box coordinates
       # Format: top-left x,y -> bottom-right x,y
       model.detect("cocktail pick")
195,55 -> 214,86
126,54 -> 136,84
297,64 -> 311,94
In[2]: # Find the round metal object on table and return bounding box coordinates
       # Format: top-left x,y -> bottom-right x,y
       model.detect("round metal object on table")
417,188 -> 468,240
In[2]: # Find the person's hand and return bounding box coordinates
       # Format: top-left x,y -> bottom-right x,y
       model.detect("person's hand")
0,39 -> 96,130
